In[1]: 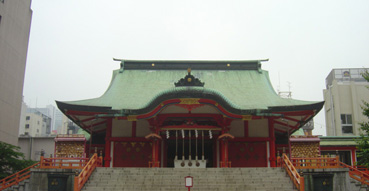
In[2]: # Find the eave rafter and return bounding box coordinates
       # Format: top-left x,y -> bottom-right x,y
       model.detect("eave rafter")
85,120 -> 107,129
272,109 -> 315,134
274,120 -> 298,129
62,109 -> 109,132
60,98 -> 320,136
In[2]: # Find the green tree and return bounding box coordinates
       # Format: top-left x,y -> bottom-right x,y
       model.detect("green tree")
357,70 -> 369,168
0,141 -> 36,179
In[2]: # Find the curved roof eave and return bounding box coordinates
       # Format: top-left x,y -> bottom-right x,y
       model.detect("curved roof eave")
56,88 -> 324,117
56,61 -> 324,118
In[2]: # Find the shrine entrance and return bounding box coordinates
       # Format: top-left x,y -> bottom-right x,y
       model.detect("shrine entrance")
163,130 -> 216,168
166,138 -> 214,168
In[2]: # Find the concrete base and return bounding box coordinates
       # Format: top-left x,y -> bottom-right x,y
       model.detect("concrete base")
301,168 -> 350,191
29,168 -> 77,191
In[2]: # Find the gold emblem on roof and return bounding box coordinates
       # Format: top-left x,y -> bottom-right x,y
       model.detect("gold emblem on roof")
179,98 -> 200,105
242,115 -> 252,121
127,115 -> 137,121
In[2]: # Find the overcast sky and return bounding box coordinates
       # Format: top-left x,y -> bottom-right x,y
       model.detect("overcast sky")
23,0 -> 369,136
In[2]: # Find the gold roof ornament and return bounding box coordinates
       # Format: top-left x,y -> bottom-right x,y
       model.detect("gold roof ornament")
174,68 -> 205,87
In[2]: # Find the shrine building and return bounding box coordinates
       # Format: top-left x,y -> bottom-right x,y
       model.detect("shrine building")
56,59 -> 324,168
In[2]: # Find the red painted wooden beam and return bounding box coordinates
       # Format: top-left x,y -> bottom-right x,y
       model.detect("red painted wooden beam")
273,120 -> 298,129
65,110 -> 106,116
293,115 -> 312,129
273,110 -> 314,116
85,120 -> 108,129
159,125 -> 222,131
232,137 -> 269,142
282,116 -> 301,123
110,137 -> 149,142
274,128 -> 288,133
80,116 -> 97,123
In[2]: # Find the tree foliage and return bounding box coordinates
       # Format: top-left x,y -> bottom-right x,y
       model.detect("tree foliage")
0,141 -> 37,179
357,70 -> 369,168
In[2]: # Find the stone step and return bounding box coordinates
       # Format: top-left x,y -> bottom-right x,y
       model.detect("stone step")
94,167 -> 284,172
83,187 -> 293,191
87,178 -> 290,184
91,172 -> 286,175
89,174 -> 287,179
83,188 -> 291,191
83,167 -> 295,191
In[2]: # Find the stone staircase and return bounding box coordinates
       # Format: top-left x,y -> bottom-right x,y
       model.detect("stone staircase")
82,167 -> 296,191
350,178 -> 369,191
3,179 -> 29,191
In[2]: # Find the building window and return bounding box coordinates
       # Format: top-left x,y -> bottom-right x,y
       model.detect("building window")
341,114 -> 353,134
26,116 -> 30,120
25,124 -> 30,128
37,129 -> 39,133
25,132 -> 29,135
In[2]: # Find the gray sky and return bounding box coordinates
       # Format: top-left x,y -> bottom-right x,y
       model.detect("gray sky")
23,0 -> 369,136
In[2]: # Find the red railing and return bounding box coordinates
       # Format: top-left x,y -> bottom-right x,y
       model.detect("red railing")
290,156 -> 340,169
39,156 -> 89,169
74,153 -> 103,191
355,165 -> 369,174
277,154 -> 305,191
340,162 -> 369,186
0,162 -> 40,191
278,155 -> 369,187
0,155 -> 93,190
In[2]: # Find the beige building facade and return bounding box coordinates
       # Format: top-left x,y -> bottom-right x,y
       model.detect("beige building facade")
18,136 -> 55,160
23,112 -> 51,137
0,0 -> 32,145
323,68 -> 369,136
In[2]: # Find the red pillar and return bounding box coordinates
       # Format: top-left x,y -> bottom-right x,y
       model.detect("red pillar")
152,139 -> 156,167
150,126 -> 160,168
244,121 -> 249,138
151,139 -> 160,167
219,128 -> 231,168
104,119 -> 112,167
220,139 -> 225,167
220,138 -> 230,168
132,121 -> 136,137
351,148 -> 357,166
268,119 -> 276,167
155,139 -> 160,167
224,139 -> 229,167
220,128 -> 225,167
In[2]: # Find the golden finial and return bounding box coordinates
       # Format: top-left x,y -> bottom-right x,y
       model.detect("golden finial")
187,68 -> 191,73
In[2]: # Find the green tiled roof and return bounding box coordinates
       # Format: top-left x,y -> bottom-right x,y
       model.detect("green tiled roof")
60,69 -> 319,110
319,136 -> 360,146
320,141 -> 358,146
56,60 -> 323,116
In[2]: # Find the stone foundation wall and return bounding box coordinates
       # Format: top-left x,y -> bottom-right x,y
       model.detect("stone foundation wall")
302,168 -> 350,191
29,169 -> 76,191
